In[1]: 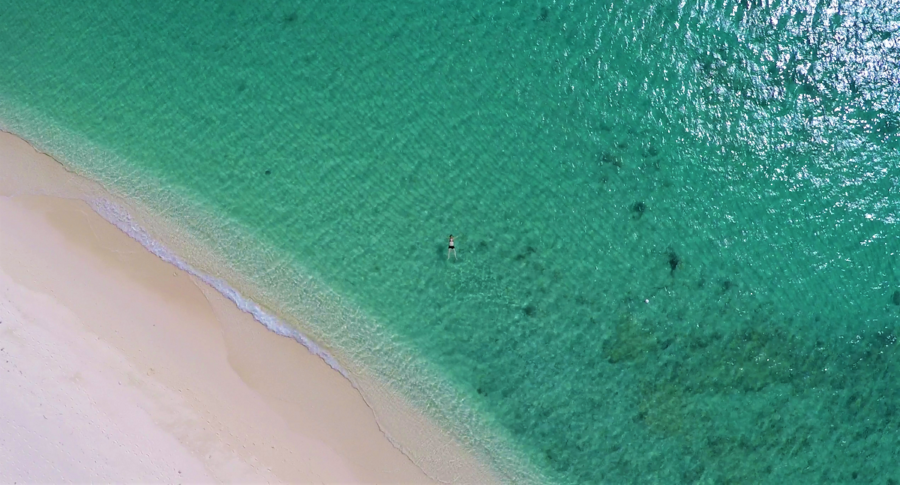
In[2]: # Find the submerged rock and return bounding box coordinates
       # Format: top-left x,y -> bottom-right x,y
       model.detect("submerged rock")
892,290 -> 900,306
599,152 -> 623,168
667,250 -> 680,273
631,201 -> 647,219
643,145 -> 660,158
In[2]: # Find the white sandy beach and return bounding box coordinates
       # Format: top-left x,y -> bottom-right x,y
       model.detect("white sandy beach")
0,131 -> 437,483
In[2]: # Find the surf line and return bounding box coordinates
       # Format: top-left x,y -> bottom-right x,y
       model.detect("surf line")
88,197 -> 349,378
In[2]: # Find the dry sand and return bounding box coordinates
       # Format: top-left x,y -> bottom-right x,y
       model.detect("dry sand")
0,131 -> 436,483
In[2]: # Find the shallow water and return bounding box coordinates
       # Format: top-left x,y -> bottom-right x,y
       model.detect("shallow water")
1,0 -> 899,482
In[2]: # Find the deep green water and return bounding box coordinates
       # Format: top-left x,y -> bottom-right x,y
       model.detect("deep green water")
2,0 -> 899,482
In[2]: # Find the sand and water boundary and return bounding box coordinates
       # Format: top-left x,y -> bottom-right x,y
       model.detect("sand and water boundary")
0,130 -> 499,483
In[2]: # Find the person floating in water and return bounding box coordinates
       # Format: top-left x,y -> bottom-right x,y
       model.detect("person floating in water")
448,235 -> 457,260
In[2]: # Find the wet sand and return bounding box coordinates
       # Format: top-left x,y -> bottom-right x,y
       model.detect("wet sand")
0,131 -> 434,483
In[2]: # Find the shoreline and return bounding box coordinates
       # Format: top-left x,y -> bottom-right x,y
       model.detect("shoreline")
0,131 -> 441,482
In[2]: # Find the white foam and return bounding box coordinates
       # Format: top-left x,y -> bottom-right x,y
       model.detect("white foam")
87,197 -> 350,379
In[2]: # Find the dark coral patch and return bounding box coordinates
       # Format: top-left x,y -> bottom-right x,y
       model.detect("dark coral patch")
514,246 -> 537,261
667,250 -> 680,273
631,202 -> 646,219
643,145 -> 660,158
600,152 -> 623,167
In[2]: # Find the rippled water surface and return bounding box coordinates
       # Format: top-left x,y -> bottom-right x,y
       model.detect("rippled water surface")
1,0 -> 899,482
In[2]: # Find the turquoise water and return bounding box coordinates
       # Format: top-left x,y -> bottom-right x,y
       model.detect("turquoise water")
2,0 -> 899,482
